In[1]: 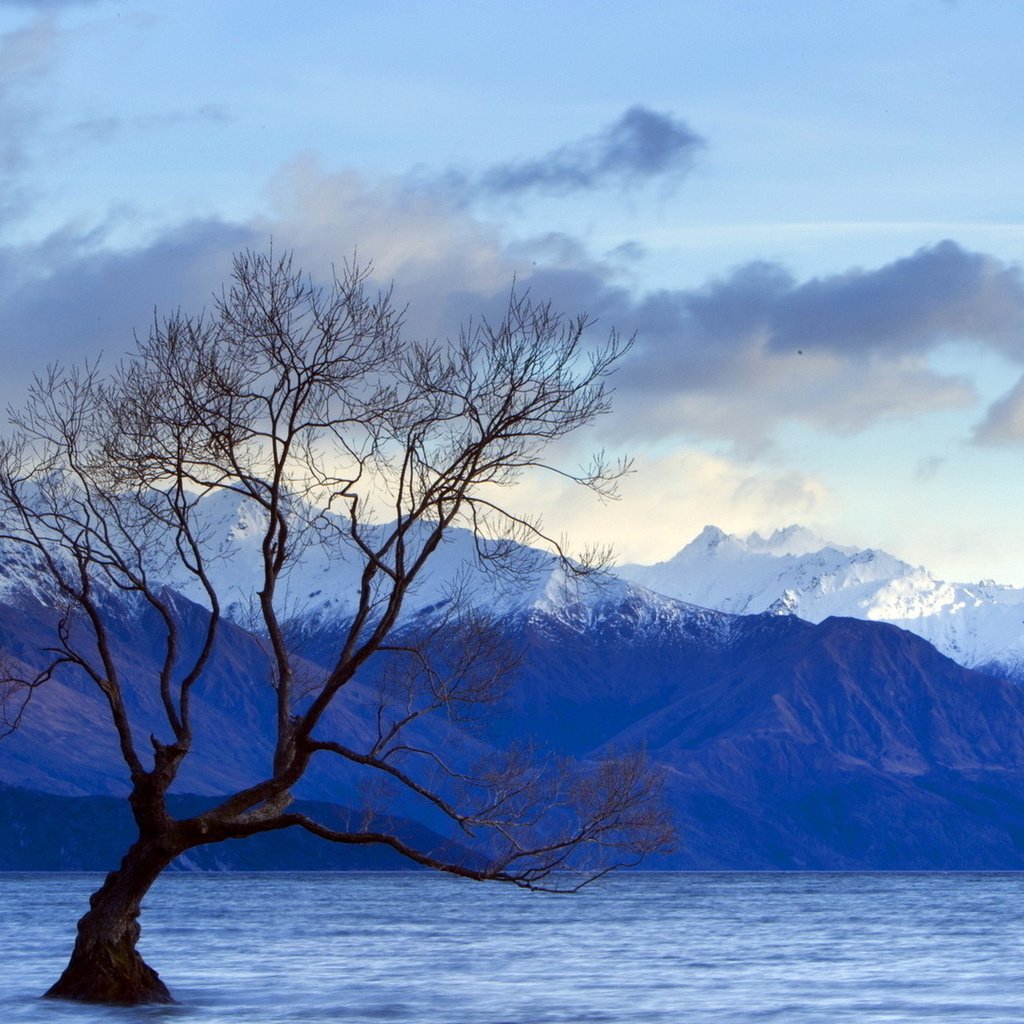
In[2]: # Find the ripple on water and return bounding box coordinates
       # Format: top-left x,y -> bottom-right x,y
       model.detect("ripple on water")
1,872 -> 1023,1024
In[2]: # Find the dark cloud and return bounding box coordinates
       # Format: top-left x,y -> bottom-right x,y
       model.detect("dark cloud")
434,107 -> 704,202
0,219 -> 260,399
492,242 -> 1024,446
648,242 -> 1024,368
482,106 -> 704,196
767,241 -> 1024,357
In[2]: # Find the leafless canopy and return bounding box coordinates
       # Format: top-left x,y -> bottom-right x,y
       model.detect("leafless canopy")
0,249 -> 671,894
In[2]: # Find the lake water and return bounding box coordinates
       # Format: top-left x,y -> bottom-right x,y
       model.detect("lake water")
0,872 -> 1022,1023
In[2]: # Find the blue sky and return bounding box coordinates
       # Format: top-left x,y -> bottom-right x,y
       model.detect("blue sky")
2,0 -> 1024,582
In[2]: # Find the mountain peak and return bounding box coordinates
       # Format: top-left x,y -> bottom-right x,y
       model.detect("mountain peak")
670,524 -> 842,563
616,524 -> 1024,678
746,524 -> 838,557
694,524 -> 729,549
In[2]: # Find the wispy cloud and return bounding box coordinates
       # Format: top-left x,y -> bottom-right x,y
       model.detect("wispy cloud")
0,14 -> 59,173
477,106 -> 705,197
0,1 -> 100,8
65,105 -> 231,146
916,456 -> 946,481
0,13 -> 64,226
423,106 -> 705,204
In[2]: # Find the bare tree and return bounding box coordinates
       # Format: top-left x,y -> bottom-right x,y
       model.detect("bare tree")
0,249 -> 672,1005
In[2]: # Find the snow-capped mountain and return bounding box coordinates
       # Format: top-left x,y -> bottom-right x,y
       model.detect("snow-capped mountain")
162,489 -> 700,637
617,525 -> 1024,678
0,485 -> 727,659
6,484 -> 1024,681
10,491 -> 1024,868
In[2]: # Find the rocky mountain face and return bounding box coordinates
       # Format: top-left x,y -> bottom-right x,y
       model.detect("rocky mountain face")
618,524 -> 1024,679
489,591 -> 1024,868
4,498 -> 1024,869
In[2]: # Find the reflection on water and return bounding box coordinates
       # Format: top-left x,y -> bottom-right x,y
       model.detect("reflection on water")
1,872 -> 1023,1023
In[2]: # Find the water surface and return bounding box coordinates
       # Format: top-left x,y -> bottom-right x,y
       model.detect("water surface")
1,872 -> 1022,1022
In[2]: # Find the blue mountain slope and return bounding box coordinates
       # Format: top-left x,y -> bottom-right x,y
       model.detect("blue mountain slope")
4,566 -> 1024,869
456,599 -> 1024,868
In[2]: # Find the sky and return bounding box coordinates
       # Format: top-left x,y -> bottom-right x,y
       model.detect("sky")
1,0 -> 1024,583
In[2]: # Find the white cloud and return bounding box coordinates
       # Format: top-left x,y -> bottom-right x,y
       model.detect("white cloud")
499,448 -> 833,566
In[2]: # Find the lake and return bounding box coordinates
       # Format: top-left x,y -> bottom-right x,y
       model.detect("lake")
0,872 -> 1022,1022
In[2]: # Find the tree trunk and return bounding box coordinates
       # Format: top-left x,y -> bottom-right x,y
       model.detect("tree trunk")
44,835 -> 179,1005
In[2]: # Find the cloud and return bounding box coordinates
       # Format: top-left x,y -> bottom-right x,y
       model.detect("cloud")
0,12 -> 70,228
656,241 -> 1024,367
66,105 -> 230,146
3,151 -> 1024,457
0,10 -> 214,228
0,157 -> 516,407
0,106 -> 701,369
0,219 -> 259,399
429,106 -> 704,203
263,156 -> 515,332
0,14 -> 59,174
766,241 -> 1024,357
502,447 -> 833,564
482,106 -> 704,196
0,160 -> 511,404
536,241 -> 1024,447
916,456 -> 945,481
972,373 -> 1024,445
260,172 -> 1024,449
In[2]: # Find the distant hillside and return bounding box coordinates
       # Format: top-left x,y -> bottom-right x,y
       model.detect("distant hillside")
0,786 -> 459,871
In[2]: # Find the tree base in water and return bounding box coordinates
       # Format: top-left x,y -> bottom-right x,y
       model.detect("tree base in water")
44,833 -> 182,1005
43,944 -> 173,1005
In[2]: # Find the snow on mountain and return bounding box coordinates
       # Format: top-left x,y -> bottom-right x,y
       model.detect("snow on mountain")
0,487 -> 727,659
162,489 -> 699,637
4,485 -> 1023,679
617,525 -> 1024,678
165,490 -> 480,610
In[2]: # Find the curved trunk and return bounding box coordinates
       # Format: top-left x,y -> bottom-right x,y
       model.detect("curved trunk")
44,835 -> 180,1005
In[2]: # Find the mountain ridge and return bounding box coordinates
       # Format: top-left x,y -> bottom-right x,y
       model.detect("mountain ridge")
5,494 -> 1024,868
617,524 -> 1024,679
